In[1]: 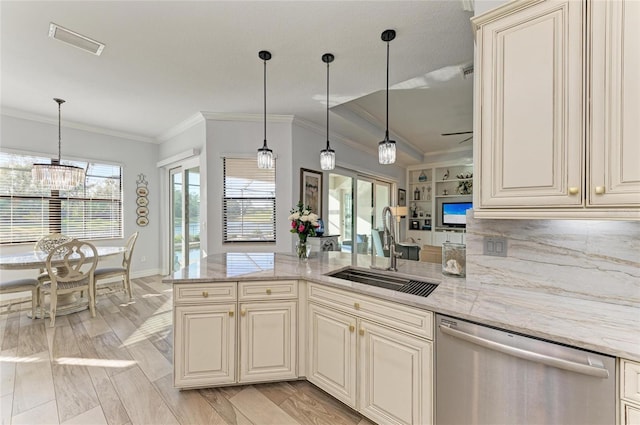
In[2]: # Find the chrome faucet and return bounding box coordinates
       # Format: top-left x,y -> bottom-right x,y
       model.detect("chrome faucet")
382,206 -> 402,271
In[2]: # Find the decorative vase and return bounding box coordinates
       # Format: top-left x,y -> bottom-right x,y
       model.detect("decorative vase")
296,238 -> 311,260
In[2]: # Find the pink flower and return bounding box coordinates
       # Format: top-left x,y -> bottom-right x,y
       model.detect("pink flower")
291,221 -> 297,228
298,224 -> 305,233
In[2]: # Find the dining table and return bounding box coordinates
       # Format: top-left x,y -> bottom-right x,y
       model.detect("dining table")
0,246 -> 126,317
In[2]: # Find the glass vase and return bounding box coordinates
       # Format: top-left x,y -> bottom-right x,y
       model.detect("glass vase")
296,238 -> 311,260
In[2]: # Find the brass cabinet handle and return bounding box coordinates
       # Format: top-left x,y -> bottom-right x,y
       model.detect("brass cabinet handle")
349,325 -> 355,333
568,187 -> 579,195
241,310 -> 246,317
202,291 -> 209,298
595,186 -> 605,195
228,311 -> 234,317
359,328 -> 365,336
354,302 -> 360,310
266,288 -> 272,295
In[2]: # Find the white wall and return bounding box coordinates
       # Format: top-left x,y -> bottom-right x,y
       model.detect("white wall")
0,114 -> 161,280
205,117 -> 294,254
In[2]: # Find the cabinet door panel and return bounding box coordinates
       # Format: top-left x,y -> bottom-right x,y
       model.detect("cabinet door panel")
307,303 -> 357,408
174,304 -> 235,388
589,0 -> 640,206
239,301 -> 297,383
476,0 -> 584,207
359,320 -> 432,425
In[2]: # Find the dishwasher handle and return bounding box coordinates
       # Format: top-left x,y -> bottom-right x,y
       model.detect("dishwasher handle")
439,323 -> 610,379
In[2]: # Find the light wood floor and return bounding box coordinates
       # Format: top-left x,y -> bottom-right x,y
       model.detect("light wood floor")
0,276 -> 373,425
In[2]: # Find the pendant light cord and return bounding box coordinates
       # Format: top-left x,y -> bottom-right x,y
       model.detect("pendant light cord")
57,101 -> 62,162
326,60 -> 330,149
263,58 -> 267,147
385,39 -> 390,141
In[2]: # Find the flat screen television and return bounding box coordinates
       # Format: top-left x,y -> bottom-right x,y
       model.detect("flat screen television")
442,202 -> 473,228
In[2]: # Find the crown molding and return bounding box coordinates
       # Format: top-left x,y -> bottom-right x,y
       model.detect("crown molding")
292,117 -> 379,158
200,112 -> 294,124
156,112 -> 205,142
1,107 -> 156,143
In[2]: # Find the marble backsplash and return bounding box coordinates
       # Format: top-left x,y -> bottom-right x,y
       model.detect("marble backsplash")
465,216 -> 640,307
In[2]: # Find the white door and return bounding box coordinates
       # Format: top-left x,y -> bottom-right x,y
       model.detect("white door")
169,159 -> 202,272
238,301 -> 297,383
475,0 -> 584,207
174,303 -> 236,387
307,302 -> 357,408
359,320 -> 432,425
589,0 -> 640,206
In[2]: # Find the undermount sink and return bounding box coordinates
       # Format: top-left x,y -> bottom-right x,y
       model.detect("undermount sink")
326,267 -> 439,298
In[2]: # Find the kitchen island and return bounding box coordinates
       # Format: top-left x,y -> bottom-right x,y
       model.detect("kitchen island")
164,251 -> 639,362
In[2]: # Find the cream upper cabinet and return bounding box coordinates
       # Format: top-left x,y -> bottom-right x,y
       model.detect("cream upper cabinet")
472,0 -> 640,219
589,0 -> 640,207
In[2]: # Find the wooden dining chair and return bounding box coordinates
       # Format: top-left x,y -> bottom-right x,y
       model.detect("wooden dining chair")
34,233 -> 74,284
94,232 -> 139,299
41,239 -> 98,327
0,278 -> 40,318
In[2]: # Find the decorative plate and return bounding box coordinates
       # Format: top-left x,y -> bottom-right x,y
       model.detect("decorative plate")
136,187 -> 149,197
136,216 -> 149,227
136,196 -> 149,207
136,206 -> 149,217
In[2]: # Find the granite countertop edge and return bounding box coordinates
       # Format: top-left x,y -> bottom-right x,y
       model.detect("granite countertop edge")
163,252 -> 640,362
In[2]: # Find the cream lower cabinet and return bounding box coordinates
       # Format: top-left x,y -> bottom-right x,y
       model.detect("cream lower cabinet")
307,283 -> 433,425
621,359 -> 640,424
239,300 -> 297,383
173,280 -> 298,389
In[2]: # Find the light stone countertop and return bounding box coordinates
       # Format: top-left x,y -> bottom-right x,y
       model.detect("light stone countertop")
164,252 -> 640,362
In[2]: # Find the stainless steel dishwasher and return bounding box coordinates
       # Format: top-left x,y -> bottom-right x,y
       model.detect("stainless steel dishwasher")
435,314 -> 615,425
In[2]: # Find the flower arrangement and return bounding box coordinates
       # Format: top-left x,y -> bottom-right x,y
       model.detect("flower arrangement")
289,202 -> 319,259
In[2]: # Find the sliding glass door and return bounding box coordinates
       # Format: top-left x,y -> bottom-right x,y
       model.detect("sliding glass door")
170,162 -> 201,273
328,170 -> 392,258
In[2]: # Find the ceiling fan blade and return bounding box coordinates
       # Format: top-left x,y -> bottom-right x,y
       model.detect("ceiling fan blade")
441,131 -> 473,136
459,136 -> 473,144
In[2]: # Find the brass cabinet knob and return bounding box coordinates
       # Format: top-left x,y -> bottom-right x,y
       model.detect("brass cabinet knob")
359,328 -> 365,336
568,187 -> 579,195
595,186 -> 605,195
228,311 -> 234,317
354,302 -> 360,310
349,324 -> 355,333
202,291 -> 209,298
266,288 -> 272,295
241,310 -> 246,317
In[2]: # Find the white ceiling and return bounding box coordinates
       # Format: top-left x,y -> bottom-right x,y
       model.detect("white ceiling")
1,1 -> 475,165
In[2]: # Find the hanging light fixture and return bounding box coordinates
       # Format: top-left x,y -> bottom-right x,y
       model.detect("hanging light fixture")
378,29 -> 397,165
32,98 -> 85,190
257,50 -> 274,169
320,53 -> 336,171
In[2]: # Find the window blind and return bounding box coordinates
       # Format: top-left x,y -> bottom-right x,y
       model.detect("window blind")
0,151 -> 123,244
223,157 -> 276,243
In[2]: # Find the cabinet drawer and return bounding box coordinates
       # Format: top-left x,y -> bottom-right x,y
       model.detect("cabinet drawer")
622,359 -> 640,404
308,282 -> 433,340
174,282 -> 236,305
623,401 -> 640,425
238,280 -> 298,301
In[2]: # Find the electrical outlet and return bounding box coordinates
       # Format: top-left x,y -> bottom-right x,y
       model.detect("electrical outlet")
140,256 -> 146,263
483,236 -> 507,257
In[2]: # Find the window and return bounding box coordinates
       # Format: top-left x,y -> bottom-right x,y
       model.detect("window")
0,151 -> 123,244
223,157 -> 275,243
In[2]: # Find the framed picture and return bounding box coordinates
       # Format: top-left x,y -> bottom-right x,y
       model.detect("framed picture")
398,189 -> 406,207
300,168 -> 323,215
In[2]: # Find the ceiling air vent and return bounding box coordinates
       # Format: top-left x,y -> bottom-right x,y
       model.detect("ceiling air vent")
48,22 -> 105,56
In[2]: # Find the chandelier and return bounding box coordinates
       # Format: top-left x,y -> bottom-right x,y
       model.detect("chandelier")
32,98 -> 85,190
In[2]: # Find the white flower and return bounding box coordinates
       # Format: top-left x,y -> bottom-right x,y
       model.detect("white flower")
300,215 -> 310,222
288,212 -> 300,220
308,213 -> 319,222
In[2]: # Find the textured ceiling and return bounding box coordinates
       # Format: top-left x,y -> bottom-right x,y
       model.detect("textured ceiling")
1,1 -> 474,164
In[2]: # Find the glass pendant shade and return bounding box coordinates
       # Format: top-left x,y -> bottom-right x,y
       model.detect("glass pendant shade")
378,137 -> 397,165
32,98 -> 85,190
257,141 -> 273,169
257,50 -> 274,169
320,145 -> 335,170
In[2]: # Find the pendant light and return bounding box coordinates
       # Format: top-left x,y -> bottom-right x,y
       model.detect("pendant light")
257,50 -> 274,169
320,53 -> 336,171
378,29 -> 397,165
32,98 -> 85,190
